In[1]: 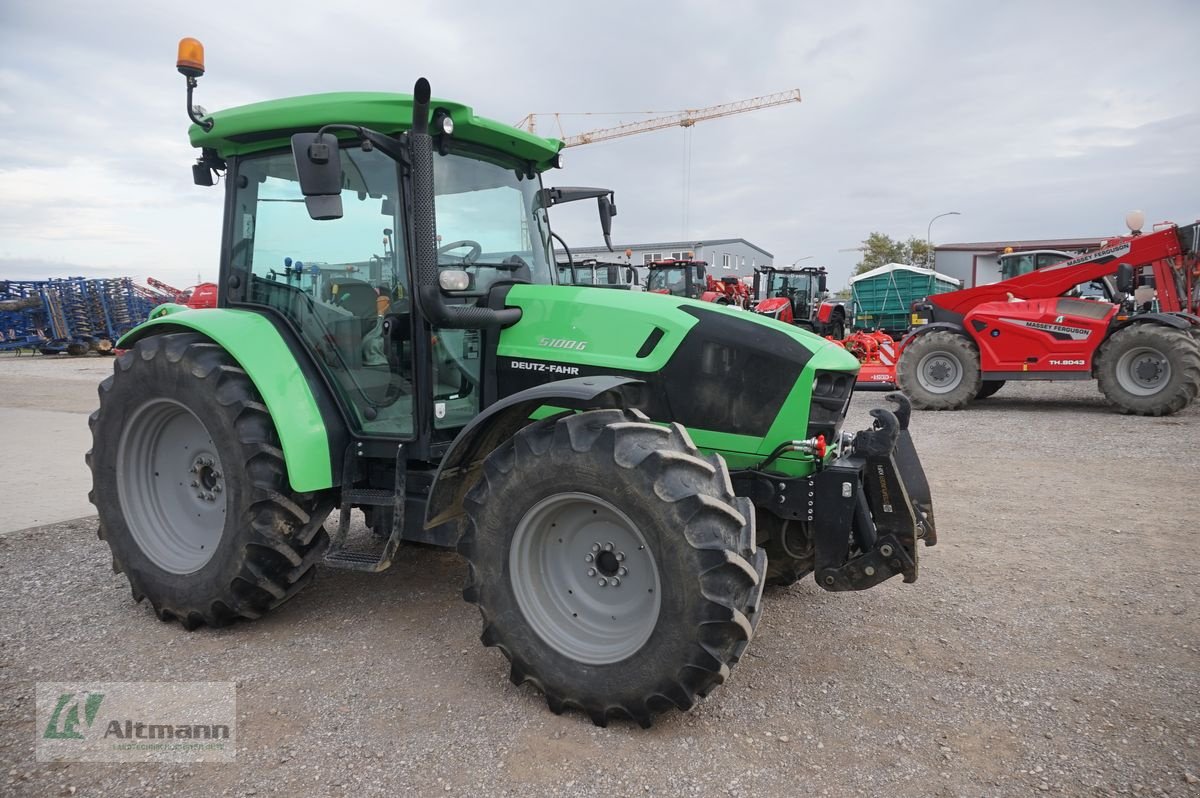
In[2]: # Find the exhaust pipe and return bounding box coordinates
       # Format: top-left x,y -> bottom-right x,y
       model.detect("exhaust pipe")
410,78 -> 521,329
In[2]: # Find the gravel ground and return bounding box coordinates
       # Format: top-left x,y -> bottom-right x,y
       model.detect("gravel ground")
1,373 -> 1197,797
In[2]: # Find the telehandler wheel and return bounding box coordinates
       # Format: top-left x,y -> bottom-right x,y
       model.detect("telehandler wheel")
86,333 -> 331,629
896,330 -> 983,410
975,379 -> 1006,400
758,513 -> 813,587
1096,325 -> 1200,416
459,409 -> 766,728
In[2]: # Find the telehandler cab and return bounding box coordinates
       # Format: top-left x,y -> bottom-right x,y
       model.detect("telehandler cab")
87,39 -> 938,727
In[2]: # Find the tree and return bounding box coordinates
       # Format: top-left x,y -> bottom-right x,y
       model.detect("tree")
854,233 -> 934,275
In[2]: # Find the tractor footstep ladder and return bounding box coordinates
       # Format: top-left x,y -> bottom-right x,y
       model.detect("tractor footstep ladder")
324,445 -> 406,572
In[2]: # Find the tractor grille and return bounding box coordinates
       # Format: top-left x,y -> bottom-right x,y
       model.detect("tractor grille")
807,369 -> 854,443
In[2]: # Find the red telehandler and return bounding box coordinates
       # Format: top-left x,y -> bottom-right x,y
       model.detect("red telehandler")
896,216 -> 1200,415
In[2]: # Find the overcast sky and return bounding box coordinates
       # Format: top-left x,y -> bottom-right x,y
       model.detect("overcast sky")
1,0 -> 1197,289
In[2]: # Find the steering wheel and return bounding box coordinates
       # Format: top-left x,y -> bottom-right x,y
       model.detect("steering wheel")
437,240 -> 482,266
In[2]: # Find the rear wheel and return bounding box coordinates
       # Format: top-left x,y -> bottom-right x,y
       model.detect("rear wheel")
459,409 -> 765,727
1096,325 -> 1200,416
975,379 -> 1005,400
896,330 -> 982,410
87,333 -> 331,628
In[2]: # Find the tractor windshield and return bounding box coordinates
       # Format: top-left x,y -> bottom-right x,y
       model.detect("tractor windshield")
433,151 -> 553,293
767,271 -> 810,297
647,265 -> 696,295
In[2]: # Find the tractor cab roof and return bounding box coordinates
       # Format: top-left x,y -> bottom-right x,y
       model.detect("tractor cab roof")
758,265 -> 826,274
188,91 -> 563,168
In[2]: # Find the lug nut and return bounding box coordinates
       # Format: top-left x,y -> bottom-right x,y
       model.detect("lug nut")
213,484 -> 222,493
603,542 -> 614,551
880,544 -> 894,557
615,552 -> 625,562
591,543 -> 600,553
610,577 -> 621,587
587,568 -> 596,577
585,553 -> 594,563
598,578 -> 608,587
190,480 -> 199,488
618,567 -> 627,577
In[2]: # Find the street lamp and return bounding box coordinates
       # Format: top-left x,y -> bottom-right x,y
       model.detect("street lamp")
926,211 -> 961,268
789,255 -> 814,266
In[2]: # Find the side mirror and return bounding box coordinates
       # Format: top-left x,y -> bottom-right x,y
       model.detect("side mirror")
818,273 -> 828,293
290,133 -> 344,220
1115,262 -> 1135,294
752,271 -> 761,297
597,194 -> 616,251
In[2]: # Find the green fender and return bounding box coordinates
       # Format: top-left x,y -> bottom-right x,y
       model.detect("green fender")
117,304 -> 333,492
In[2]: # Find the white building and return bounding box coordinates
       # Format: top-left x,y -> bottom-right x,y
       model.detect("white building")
557,238 -> 773,283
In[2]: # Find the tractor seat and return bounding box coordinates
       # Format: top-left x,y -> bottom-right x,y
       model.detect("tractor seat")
331,279 -> 381,333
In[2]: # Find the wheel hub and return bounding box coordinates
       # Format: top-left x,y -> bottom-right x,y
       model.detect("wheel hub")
117,399 -> 227,574
509,492 -> 662,665
585,542 -> 629,587
1116,345 -> 1172,395
190,455 -> 224,502
916,351 -> 963,394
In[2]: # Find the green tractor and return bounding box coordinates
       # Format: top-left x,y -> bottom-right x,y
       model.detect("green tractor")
86,40 -> 938,728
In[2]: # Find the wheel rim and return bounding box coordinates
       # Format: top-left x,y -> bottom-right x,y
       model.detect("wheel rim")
1116,346 -> 1171,395
916,350 -> 963,394
116,399 -> 227,574
509,492 -> 662,665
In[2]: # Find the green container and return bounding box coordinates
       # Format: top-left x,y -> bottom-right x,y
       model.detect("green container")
850,264 -> 960,333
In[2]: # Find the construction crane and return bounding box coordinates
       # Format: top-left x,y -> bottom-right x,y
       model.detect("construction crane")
516,89 -> 802,147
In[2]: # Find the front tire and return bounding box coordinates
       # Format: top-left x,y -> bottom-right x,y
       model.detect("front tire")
459,409 -> 765,727
1096,325 -> 1200,416
896,330 -> 982,410
87,333 -> 331,629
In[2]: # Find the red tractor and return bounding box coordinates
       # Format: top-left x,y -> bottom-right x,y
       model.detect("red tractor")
701,273 -> 752,308
897,217 -> 1200,415
645,258 -> 708,298
752,265 -> 847,338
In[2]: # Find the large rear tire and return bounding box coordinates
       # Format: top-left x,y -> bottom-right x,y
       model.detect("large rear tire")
896,330 -> 982,410
1096,325 -> 1200,416
459,409 -> 766,727
87,333 -> 331,629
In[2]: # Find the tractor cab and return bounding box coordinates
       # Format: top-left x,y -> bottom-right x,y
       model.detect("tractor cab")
646,258 -> 707,298
997,249 -> 1074,282
557,259 -> 638,289
752,265 -> 846,338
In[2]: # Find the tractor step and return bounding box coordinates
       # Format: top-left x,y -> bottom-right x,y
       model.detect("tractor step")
323,445 -> 406,573
341,488 -> 393,506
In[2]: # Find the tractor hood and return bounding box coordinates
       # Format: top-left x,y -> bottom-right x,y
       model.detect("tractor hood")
495,284 -> 859,472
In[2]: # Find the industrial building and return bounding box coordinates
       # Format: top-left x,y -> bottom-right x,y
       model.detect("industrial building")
933,236 -> 1106,288
557,238 -> 773,282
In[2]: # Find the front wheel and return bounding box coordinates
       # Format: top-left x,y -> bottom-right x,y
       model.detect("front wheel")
895,330 -> 983,410
458,409 -> 765,727
1096,325 -> 1200,416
